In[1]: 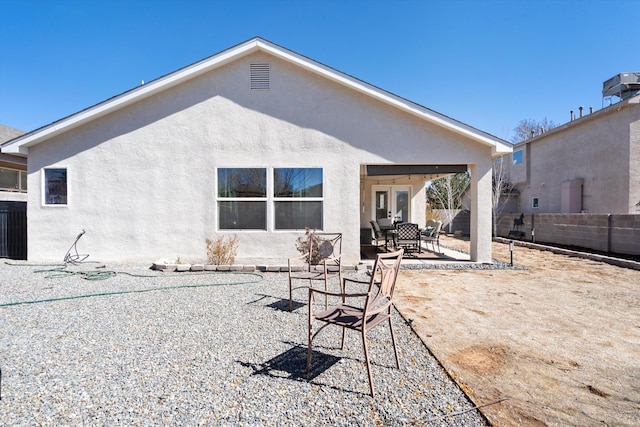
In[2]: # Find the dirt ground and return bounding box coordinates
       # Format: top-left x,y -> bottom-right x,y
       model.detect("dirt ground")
393,235 -> 640,427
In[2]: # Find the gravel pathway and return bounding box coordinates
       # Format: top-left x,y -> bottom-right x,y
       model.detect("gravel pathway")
0,261 -> 488,426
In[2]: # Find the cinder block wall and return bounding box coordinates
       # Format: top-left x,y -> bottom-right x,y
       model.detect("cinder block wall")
497,213 -> 640,256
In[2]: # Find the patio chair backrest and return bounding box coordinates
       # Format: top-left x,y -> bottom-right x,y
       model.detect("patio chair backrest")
425,219 -> 438,236
369,220 -> 383,238
396,222 -> 419,241
306,232 -> 342,268
432,221 -> 443,236
377,218 -> 392,228
365,249 -> 404,317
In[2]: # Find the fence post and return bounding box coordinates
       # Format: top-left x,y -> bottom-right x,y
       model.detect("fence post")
607,214 -> 612,253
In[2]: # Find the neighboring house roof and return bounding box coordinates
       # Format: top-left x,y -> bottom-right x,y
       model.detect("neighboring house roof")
0,124 -> 25,144
1,37 -> 511,156
512,93 -> 640,149
0,124 -> 27,168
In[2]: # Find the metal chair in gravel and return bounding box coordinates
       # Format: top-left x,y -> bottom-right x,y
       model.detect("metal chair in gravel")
288,232 -> 343,311
306,249 -> 404,397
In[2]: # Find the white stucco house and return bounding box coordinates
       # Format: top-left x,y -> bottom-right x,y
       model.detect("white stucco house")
1,38 -> 511,265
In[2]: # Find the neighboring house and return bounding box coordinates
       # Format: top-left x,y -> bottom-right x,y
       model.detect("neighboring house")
1,38 -> 511,264
508,92 -> 640,214
0,124 -> 27,202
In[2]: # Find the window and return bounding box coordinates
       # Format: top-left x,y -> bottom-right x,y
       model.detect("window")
274,168 -> 323,230
513,149 -> 523,166
0,168 -> 26,192
217,168 -> 266,229
216,167 -> 323,230
532,197 -> 539,209
44,168 -> 67,205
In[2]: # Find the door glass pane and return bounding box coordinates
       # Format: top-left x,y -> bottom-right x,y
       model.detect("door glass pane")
375,191 -> 388,221
395,190 -> 409,222
218,201 -> 266,229
275,201 -> 323,230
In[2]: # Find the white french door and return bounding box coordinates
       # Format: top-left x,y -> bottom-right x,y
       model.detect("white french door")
371,185 -> 411,223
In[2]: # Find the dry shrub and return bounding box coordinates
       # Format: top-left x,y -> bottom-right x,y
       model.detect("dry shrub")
295,228 -> 325,265
425,206 -> 446,223
206,235 -> 238,265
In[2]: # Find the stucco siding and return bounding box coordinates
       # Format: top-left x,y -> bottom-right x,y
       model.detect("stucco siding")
26,52 -> 495,264
514,98 -> 639,214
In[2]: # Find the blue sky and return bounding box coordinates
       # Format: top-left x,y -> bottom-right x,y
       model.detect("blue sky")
1,0 -> 638,141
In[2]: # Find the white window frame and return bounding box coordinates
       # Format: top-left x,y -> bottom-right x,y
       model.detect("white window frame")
215,167 -> 324,231
216,167 -> 267,231
42,167 -> 68,207
272,167 -> 323,231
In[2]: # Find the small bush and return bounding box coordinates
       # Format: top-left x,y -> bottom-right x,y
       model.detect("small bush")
425,206 -> 446,223
295,228 -> 324,265
206,235 -> 238,265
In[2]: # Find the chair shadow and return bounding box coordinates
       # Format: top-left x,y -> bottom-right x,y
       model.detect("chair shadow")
238,342 -> 341,382
248,293 -> 305,312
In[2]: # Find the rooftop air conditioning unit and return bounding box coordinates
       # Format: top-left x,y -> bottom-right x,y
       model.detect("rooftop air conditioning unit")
602,72 -> 640,100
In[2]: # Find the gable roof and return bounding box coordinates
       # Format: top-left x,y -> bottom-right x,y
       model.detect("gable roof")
0,124 -> 25,144
2,37 -> 511,156
0,124 -> 27,167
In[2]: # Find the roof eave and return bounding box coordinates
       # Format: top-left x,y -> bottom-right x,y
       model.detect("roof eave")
255,39 -> 511,152
2,39 -> 264,155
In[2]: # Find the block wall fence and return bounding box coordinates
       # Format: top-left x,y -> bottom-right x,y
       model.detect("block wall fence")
496,213 -> 640,256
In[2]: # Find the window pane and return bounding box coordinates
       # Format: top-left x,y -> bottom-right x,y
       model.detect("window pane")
219,201 -> 266,230
274,168 -> 322,197
275,201 -> 323,230
45,168 -> 67,205
513,150 -> 523,166
0,169 -> 19,190
218,168 -> 266,198
20,171 -> 27,191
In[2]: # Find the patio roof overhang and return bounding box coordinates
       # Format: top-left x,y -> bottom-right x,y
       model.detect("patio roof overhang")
366,164 -> 467,176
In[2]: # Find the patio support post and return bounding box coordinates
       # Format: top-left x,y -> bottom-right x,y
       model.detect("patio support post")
468,160 -> 493,263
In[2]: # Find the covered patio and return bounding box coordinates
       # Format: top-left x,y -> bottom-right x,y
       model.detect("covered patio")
358,163 -> 488,265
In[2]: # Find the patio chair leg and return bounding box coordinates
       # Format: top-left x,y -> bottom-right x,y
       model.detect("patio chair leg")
362,331 -> 375,397
388,316 -> 400,369
323,279 -> 328,309
307,306 -> 313,375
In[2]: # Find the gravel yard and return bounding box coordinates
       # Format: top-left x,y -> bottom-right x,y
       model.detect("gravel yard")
0,262 -> 486,426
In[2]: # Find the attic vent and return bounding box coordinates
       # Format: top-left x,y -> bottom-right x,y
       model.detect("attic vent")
250,62 -> 270,90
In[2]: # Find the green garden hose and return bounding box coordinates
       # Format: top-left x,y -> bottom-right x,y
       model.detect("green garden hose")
0,263 -> 264,308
